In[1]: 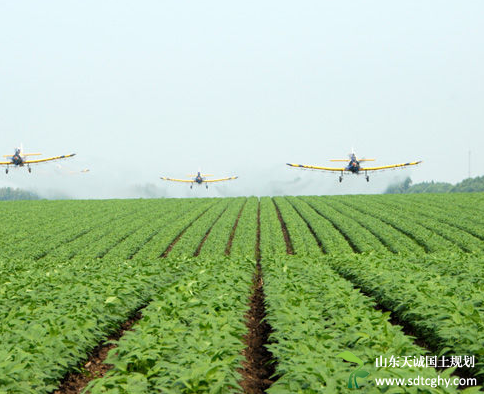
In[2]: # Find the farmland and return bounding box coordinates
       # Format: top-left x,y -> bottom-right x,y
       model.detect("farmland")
1,194 -> 483,393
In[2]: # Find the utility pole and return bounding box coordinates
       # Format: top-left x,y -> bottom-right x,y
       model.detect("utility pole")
468,150 -> 471,179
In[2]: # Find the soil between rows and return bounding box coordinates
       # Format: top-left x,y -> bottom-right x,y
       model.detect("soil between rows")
160,205 -> 212,257
225,199 -> 248,255
342,275 -> 480,388
52,310 -> 143,394
273,200 -> 294,255
194,205 -> 229,256
238,262 -> 278,394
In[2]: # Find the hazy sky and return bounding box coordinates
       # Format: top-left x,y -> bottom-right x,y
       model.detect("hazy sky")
1,1 -> 483,198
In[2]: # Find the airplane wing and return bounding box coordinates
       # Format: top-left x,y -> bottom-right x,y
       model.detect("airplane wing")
0,160 -> 12,165
3,153 -> 41,157
23,153 -> 76,164
286,163 -> 346,172
160,177 -> 194,183
360,161 -> 422,171
204,176 -> 238,183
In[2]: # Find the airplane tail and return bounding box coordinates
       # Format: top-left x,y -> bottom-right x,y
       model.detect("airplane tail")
18,143 -> 41,156
331,149 -> 375,162
187,173 -> 213,177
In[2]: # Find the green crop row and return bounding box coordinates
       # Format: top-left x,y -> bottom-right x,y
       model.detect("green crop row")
229,196 -> 258,258
263,256 -> 468,393
85,257 -> 253,394
0,201 -> 120,262
0,200 -> 207,305
372,198 -> 484,254
322,197 -> 423,254
0,256 -> 183,394
134,199 -> 216,260
61,202 -> 165,261
259,197 -> 288,259
328,254 -> 484,380
198,197 -> 246,257
0,195 -> 483,393
285,196 -> 353,254
399,197 -> 484,242
167,199 -> 231,258
273,197 -> 321,256
370,194 -> 484,222
338,196 -> 461,253
102,199 -> 202,260
302,197 -> 388,254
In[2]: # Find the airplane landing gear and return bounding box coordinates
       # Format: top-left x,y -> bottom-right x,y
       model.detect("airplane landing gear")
28,167 -> 32,173
366,175 -> 369,182
339,175 -> 343,183
5,168 -> 8,174
190,184 -> 193,189
206,184 -> 208,189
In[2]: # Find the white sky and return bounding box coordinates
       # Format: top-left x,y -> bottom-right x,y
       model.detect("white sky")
1,1 -> 483,198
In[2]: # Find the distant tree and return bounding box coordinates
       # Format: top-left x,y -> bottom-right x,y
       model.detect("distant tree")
451,176 -> 484,193
385,175 -> 484,194
0,187 -> 40,201
385,177 -> 412,194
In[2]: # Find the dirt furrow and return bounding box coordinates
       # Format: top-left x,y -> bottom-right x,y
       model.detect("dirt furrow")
338,200 -> 431,253
160,205 -> 212,258
239,202 -> 278,393
52,307 -> 145,394
303,200 -> 360,253
255,201 -> 261,262
272,199 -> 294,255
286,198 -> 326,253
239,262 -> 277,394
225,198 -> 248,255
333,266 -> 479,388
194,205 -> 230,256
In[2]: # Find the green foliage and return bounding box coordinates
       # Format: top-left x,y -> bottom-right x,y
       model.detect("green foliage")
165,198 -> 235,258
0,256 -> 183,393
385,176 -> 414,194
385,175 -> 484,194
273,196 -> 321,256
302,196 -> 388,254
1,195 -> 484,393
286,196 -> 353,254
85,257 -> 253,394
339,195 -> 463,253
259,196 -> 287,258
329,253 -> 484,379
230,196 -> 258,258
263,256 -> 460,393
198,197 -> 246,257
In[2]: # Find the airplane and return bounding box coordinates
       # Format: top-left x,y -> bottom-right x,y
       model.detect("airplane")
160,171 -> 238,189
287,150 -> 422,182
0,145 -> 76,174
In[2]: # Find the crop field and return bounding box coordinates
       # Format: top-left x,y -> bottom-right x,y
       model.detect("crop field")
1,194 -> 484,393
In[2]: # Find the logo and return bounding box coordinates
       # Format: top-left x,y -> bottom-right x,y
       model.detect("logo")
337,351 -> 370,389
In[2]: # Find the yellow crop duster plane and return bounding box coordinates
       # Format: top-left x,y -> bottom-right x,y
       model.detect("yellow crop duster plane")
1,145 -> 76,174
161,171 -> 238,189
287,151 -> 422,182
